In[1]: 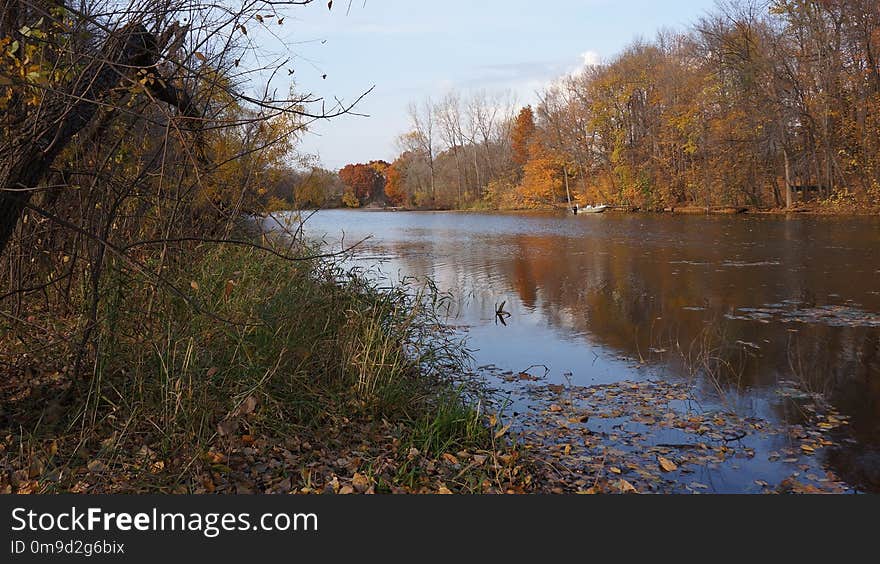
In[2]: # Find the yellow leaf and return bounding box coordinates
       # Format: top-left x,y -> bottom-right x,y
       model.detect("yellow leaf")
609,466 -> 622,474
190,280 -> 199,291
352,473 -> 370,493
658,456 -> 678,472
617,479 -> 638,493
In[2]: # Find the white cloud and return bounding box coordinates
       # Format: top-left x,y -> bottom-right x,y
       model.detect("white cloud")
580,50 -> 601,68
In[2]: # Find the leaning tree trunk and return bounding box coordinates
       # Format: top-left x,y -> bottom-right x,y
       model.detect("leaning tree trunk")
0,23 -> 195,257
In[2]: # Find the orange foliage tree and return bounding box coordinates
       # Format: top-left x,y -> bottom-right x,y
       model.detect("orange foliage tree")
384,162 -> 407,206
339,162 -> 386,206
518,142 -> 566,207
511,106 -> 536,171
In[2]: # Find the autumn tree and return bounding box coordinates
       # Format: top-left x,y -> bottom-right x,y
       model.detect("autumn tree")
339,162 -> 386,206
384,161 -> 407,206
383,1 -> 880,211
511,105 -> 537,171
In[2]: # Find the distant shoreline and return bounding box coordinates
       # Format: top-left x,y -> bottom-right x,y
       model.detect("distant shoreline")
295,204 -> 880,217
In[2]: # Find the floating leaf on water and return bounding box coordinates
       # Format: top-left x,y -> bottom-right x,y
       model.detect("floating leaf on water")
658,456 -> 678,472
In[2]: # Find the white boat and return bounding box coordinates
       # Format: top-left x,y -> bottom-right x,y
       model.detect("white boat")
574,204 -> 608,214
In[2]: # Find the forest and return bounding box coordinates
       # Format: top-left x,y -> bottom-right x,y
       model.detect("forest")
335,0 -> 880,212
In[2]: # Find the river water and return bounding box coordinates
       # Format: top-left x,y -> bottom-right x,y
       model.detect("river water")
267,210 -> 880,493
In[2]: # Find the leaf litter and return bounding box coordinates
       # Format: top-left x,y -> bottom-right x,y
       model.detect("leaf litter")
491,376 -> 853,494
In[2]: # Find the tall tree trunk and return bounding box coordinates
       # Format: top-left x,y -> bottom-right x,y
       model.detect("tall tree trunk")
563,165 -> 573,210
784,147 -> 793,209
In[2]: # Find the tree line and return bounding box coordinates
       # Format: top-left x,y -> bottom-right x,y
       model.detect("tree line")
342,0 -> 880,211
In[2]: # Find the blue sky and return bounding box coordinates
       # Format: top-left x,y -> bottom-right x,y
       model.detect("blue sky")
276,0 -> 720,170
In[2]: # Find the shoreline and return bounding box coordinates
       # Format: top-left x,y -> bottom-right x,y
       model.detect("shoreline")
302,205 -> 880,217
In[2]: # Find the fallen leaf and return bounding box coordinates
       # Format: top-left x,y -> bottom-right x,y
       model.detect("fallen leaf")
28,459 -> 44,479
549,404 -> 563,413
442,453 -> 459,465
87,460 -> 106,473
658,456 -> 678,472
609,466 -> 622,474
237,395 -> 258,416
617,479 -> 638,493
352,473 -> 370,493
190,280 -> 199,291
437,486 -> 453,495
216,419 -> 238,437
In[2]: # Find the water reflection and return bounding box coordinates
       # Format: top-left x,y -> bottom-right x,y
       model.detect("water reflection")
269,210 -> 880,491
